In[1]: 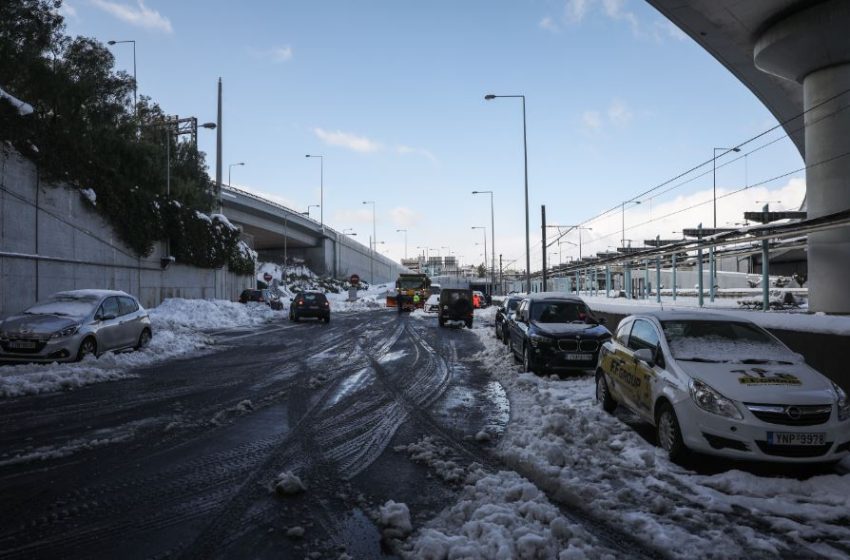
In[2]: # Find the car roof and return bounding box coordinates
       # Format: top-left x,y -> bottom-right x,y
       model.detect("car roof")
522,292 -> 586,303
53,289 -> 130,299
628,310 -> 755,323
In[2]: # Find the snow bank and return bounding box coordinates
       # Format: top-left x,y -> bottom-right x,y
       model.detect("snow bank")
379,500 -> 412,539
0,86 -> 34,115
465,315 -> 850,558
0,298 -> 279,398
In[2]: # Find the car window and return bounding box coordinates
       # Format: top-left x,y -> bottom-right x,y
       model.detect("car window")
98,297 -> 120,319
118,296 -> 138,316
628,320 -> 660,351
529,301 -> 590,323
615,319 -> 632,346
661,320 -> 795,363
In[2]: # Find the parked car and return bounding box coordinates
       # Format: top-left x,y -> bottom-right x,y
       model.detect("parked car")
596,311 -> 850,464
424,293 -> 441,313
0,290 -> 152,363
438,288 -> 474,328
290,292 -> 330,323
507,293 -> 610,375
239,289 -> 283,310
495,295 -> 524,343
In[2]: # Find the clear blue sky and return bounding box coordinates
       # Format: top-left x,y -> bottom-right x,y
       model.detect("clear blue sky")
62,0 -> 804,270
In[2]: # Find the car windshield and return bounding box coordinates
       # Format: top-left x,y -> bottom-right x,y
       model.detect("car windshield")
530,301 -> 594,323
25,295 -> 100,318
661,320 -> 799,364
398,278 -> 424,290
301,293 -> 325,302
507,299 -> 520,311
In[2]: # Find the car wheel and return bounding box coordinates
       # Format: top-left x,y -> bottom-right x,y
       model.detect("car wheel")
438,317 -> 446,328
656,402 -> 688,462
465,319 -> 473,329
76,337 -> 98,361
495,325 -> 502,340
324,314 -> 331,324
595,370 -> 617,413
293,313 -> 300,322
135,328 -> 152,350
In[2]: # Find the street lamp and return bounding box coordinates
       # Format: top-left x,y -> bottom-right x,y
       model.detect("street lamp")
107,40 -> 136,116
228,162 -> 245,187
363,200 -> 376,282
621,200 -> 641,248
472,190 -> 496,295
485,93 -> 530,294
396,229 -> 408,259
343,228 -> 357,236
711,147 -> 741,300
306,204 -> 319,218
305,154 -> 324,227
472,226 -> 487,285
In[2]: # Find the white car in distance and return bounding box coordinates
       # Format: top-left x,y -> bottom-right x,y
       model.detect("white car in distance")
596,311 -> 850,464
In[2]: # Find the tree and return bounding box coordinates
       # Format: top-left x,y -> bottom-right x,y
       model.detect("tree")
477,264 -> 487,278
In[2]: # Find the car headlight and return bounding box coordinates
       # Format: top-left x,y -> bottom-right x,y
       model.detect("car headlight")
833,383 -> 850,421
51,324 -> 81,339
529,334 -> 554,348
689,379 -> 743,420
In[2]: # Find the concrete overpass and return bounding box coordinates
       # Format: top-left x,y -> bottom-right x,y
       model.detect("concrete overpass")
220,185 -> 407,284
648,0 -> 850,313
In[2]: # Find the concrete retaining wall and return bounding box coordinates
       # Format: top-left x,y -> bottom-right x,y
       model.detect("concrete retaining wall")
590,308 -> 849,392
0,149 -> 253,318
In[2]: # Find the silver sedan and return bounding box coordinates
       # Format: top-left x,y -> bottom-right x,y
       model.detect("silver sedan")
0,289 -> 152,363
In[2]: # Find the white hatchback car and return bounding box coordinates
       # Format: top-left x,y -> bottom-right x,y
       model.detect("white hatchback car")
424,294 -> 440,313
596,311 -> 850,464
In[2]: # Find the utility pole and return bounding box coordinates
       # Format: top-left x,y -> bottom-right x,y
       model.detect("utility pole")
215,78 -> 223,209
541,205 -> 547,292
499,254 -> 503,295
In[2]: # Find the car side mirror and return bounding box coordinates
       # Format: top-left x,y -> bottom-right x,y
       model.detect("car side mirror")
634,348 -> 655,367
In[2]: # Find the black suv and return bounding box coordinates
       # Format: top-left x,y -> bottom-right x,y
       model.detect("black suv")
495,295 -> 523,344
289,292 -> 330,323
507,294 -> 610,375
438,288 -> 473,328
239,289 -> 283,310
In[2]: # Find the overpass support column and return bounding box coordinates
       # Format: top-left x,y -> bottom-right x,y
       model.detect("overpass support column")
755,0 -> 850,313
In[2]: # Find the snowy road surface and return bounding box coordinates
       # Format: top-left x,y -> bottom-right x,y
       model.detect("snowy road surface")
0,306 -> 847,559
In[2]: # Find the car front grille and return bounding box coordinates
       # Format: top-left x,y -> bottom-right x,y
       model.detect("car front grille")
745,403 -> 832,426
556,339 -> 599,352
1,338 -> 48,354
755,441 -> 833,458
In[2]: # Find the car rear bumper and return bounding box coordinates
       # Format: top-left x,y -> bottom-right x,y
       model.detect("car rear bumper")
294,308 -> 329,318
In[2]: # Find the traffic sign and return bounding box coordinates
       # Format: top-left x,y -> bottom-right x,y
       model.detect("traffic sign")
263,272 -> 273,282
349,274 -> 360,285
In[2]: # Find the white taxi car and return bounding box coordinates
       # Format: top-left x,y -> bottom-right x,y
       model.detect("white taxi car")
596,311 -> 850,464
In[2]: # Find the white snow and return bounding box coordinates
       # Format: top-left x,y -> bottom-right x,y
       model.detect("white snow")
0,298 -> 278,398
461,309 -> 850,558
0,86 -> 34,115
274,471 -> 307,495
80,188 -> 97,206
379,500 -> 413,539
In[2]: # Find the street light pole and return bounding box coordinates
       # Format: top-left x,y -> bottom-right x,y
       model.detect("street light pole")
472,190 -> 496,295
472,226 -> 487,289
711,146 -> 741,300
107,40 -> 136,117
485,94 -> 529,294
396,229 -> 408,259
363,201 -> 376,283
228,162 -> 245,187
306,154 -> 324,228
621,200 -> 641,248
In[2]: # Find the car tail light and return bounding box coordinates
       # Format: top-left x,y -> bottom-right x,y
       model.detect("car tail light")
324,302 -> 329,307
298,301 -> 303,306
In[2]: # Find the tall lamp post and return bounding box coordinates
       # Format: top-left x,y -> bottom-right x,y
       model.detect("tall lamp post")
306,204 -> 319,218
363,201 -> 376,282
305,154 -> 324,228
396,229 -> 408,259
711,147 -> 741,299
621,200 -> 641,248
228,162 -> 244,187
472,190 -> 496,295
485,93 -> 530,294
107,40 -> 136,116
472,226 -> 487,294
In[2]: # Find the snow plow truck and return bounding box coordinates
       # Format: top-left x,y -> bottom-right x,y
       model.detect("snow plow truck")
387,273 -> 431,310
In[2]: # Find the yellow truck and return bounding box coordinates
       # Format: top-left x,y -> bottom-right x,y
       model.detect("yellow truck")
387,273 -> 431,310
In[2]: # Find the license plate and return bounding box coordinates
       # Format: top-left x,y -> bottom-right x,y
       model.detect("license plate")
767,432 -> 825,446
8,340 -> 37,349
565,353 -> 593,361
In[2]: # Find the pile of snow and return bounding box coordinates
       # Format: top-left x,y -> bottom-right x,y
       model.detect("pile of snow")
465,312 -> 850,558
274,471 -> 307,495
80,188 -> 97,206
395,436 -> 467,484
0,86 -> 34,115
0,298 -> 279,399
379,500 -> 413,540
410,470 -> 612,559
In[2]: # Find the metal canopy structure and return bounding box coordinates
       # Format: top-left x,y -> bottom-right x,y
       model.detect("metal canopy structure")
744,211 -> 808,223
